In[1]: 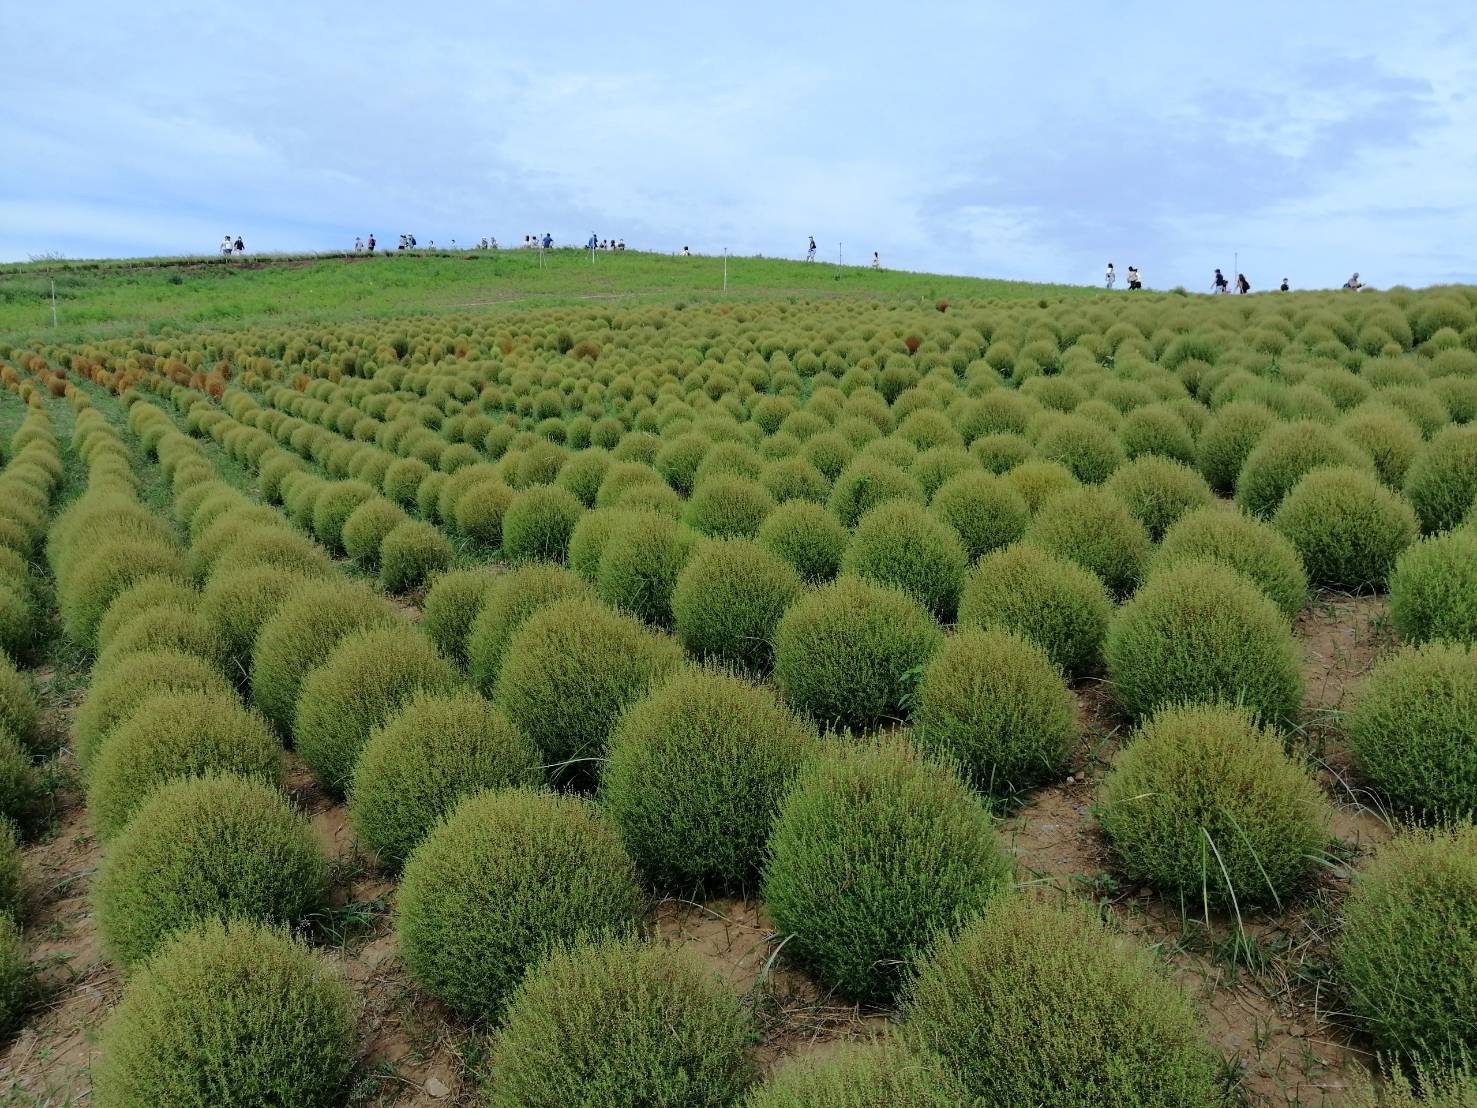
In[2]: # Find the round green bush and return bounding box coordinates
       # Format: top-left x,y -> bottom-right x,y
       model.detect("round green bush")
93,606 -> 224,683
601,667 -> 817,891
1235,420 -> 1373,518
0,821 -> 20,921
1197,401 -> 1277,495
0,655 -> 39,750
0,585 -> 31,659
340,496 -> 408,566
1350,1057 -> 1477,1108
420,566 -> 498,664
773,576 -> 941,732
0,730 -> 41,835
683,474 -> 776,538
1023,486 -> 1151,598
212,525 -> 333,580
88,691 -> 280,839
910,445 -> 975,499
1002,459 -> 1080,512
903,895 -> 1217,1106
1337,404 -> 1424,488
96,575 -> 198,652
1336,826 -> 1477,1061
1345,642 -> 1477,821
827,457 -> 926,528
1273,466 -> 1417,588
94,774 -> 329,967
502,484 -> 584,562
595,509 -> 696,627
755,499 -> 848,584
1154,508 -> 1308,621
309,479 -> 376,553
760,456 -> 829,504
453,478 -> 517,546
495,597 -> 684,786
1103,455 -> 1214,542
741,1037 -> 969,1108
970,431 -> 1034,474
294,626 -> 459,794
1098,703 -> 1328,909
1405,424 -> 1477,533
1119,405 -> 1197,465
762,736 -> 1011,1004
396,788 -> 643,1017
93,918 -> 353,1108
1105,560 -> 1303,725
914,627 -> 1075,795
671,538 -> 803,674
928,470 -> 1028,561
75,651 -> 237,773
840,500 -> 968,619
59,540 -> 188,649
0,916 -> 27,1036
379,519 -> 453,592
487,935 -> 754,1108
349,691 -> 543,867
250,579 -> 399,731
1036,413 -> 1124,483
1389,529 -> 1477,645
566,506 -> 622,581
467,562 -> 594,694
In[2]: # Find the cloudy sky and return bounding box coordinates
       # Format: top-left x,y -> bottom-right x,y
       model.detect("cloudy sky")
3,2 -> 1474,289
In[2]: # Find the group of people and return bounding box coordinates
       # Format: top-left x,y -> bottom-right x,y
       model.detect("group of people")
803,236 -> 881,268
1104,263 -> 1144,290
585,234 -> 626,251
520,234 -> 553,249
1105,261 -> 1367,294
218,235 -> 245,256
353,235 -> 377,252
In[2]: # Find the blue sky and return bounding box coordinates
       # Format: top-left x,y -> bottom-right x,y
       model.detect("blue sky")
3,1 -> 1474,289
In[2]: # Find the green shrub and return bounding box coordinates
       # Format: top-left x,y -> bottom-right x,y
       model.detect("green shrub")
741,1037 -> 969,1108
0,586 -> 30,659
1023,486 -> 1152,598
487,935 -> 754,1108
1345,642 -> 1477,821
595,509 -> 696,626
93,919 -> 352,1108
773,576 -> 941,732
928,470 -> 1028,561
420,566 -> 498,663
1001,459 -> 1080,512
213,525 -> 333,580
95,575 -> 198,652
495,597 -> 683,786
910,445 -> 974,499
1036,413 -> 1124,483
0,916 -> 28,1035
1197,401 -> 1277,494
94,774 -> 329,967
396,788 -> 643,1017
601,667 -> 817,891
87,690 -> 280,839
75,652 -> 236,773
59,540 -> 188,649
250,579 -> 398,731
341,496 -> 408,565
0,821 -> 19,921
309,479 -> 376,553
903,895 -> 1217,1106
566,506 -> 622,581
1098,703 -> 1328,909
1154,508 -> 1308,620
760,456 -> 829,504
828,457 -> 926,528
1337,826 -> 1477,1061
1119,405 -> 1197,465
1389,529 -> 1477,645
840,500 -> 968,618
1105,560 -> 1303,725
755,500 -> 848,583
1273,467 -> 1418,588
0,655 -> 38,750
453,478 -> 517,546
762,736 -> 1010,1004
1337,404 -> 1424,488
502,484 -> 584,562
294,626 -> 459,794
379,519 -> 453,591
467,562 -> 594,694
1104,456 -> 1214,542
1235,420 -> 1373,518
93,606 -> 224,682
970,431 -> 1034,474
683,474 -> 776,538
1350,1057 -> 1477,1108
914,627 -> 1075,795
1405,425 -> 1477,533
0,730 -> 41,835
349,691 -> 542,867
671,538 -> 803,674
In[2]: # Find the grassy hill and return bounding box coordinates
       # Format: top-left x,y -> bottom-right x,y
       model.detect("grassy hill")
0,249 -> 1092,342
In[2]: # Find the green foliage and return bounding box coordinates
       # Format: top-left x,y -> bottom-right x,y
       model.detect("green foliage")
0,822 -> 22,921
1104,455 -> 1214,541
1389,529 -> 1477,645
914,627 -> 1075,796
0,916 -> 29,1037
309,479 -> 376,553
1346,642 -> 1477,821
762,735 -> 1011,1004
1003,459 -> 1080,512
741,1037 -> 970,1108
755,499 -> 848,583
928,469 -> 1028,561
94,774 -> 329,967
1036,413 -> 1125,483
1098,703 -> 1328,909
93,606 -> 224,682
1405,424 -> 1477,533
903,895 -> 1218,1106
379,519 -> 453,591
340,495 -> 408,565
0,731 -> 41,838
294,626 -> 459,794
1235,420 -> 1373,518
1337,404 -> 1424,488
502,484 -> 584,562
1273,467 -> 1418,588
840,499 -> 968,618
1197,401 -> 1277,495
1336,826 -> 1477,1062
495,597 -> 684,786
349,691 -> 543,867
671,538 -> 803,674
1106,560 -> 1303,725
420,566 -> 498,664
683,474 -> 777,538
601,667 -> 817,891
453,478 -> 517,546
75,651 -> 237,773
1154,508 -> 1308,621
87,691 -> 280,840
596,508 -> 696,626
396,788 -> 643,1017
1023,486 -> 1152,598
467,562 -> 595,694
93,919 -> 353,1108
0,654 -> 39,750
773,576 -> 941,732
828,457 -> 926,528
487,935 -> 754,1108
58,540 -> 188,649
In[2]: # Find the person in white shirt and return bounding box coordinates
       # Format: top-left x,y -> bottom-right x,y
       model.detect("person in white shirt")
871,252 -> 881,269
1105,263 -> 1116,288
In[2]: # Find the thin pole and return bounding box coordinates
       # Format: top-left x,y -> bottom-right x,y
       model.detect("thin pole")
838,242 -> 842,266
723,248 -> 728,292
50,279 -> 58,327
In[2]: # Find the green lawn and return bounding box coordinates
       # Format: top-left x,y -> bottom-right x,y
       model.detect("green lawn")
0,249 -> 1095,343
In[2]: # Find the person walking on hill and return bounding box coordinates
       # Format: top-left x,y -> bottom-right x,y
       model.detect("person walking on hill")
1280,277 -> 1290,292
1105,262 -> 1116,288
543,233 -> 553,249
234,236 -> 244,254
871,251 -> 881,269
1126,266 -> 1143,290
220,235 -> 233,257
1344,272 -> 1364,290
367,234 -> 376,253
1213,268 -> 1229,293
355,237 -> 364,252
807,236 -> 817,261
682,245 -> 691,256
1235,273 -> 1250,294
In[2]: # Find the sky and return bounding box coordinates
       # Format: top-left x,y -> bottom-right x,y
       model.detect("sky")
3,1 -> 1475,289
